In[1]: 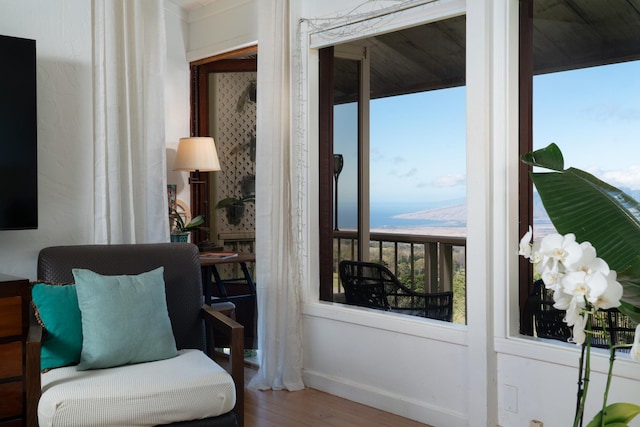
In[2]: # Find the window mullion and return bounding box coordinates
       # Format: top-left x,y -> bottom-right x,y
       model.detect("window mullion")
358,47 -> 371,262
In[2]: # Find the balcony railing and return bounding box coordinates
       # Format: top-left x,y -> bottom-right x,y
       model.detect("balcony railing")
333,230 -> 467,323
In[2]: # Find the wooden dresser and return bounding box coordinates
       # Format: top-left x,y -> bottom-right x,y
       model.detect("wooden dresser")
0,274 -> 30,426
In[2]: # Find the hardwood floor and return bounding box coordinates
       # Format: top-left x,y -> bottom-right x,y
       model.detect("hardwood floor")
243,366 -> 432,427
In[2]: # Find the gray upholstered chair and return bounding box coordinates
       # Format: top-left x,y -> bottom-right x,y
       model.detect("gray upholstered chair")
26,243 -> 244,427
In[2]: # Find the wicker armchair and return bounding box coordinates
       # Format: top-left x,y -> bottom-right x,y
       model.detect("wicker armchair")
528,279 -> 636,350
338,260 -> 454,322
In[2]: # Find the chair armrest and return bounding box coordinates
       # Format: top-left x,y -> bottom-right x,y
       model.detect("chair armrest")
202,305 -> 244,427
26,323 -> 42,427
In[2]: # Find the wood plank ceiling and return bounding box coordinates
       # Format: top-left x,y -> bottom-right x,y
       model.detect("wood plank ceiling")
334,0 -> 640,104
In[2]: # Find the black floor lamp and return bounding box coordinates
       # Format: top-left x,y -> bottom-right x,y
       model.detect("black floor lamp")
333,154 -> 343,231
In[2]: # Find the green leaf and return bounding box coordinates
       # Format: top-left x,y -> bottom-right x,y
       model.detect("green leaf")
186,215 -> 205,227
520,143 -> 564,171
619,300 -> 640,324
181,214 -> 205,231
530,167 -> 640,274
216,198 -> 241,209
216,195 -> 255,209
586,402 -> 640,426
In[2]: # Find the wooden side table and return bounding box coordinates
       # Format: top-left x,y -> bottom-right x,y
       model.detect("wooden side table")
0,274 -> 30,426
200,253 -> 257,349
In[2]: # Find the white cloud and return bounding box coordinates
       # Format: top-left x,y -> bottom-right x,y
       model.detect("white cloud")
582,103 -> 640,123
596,166 -> 640,190
398,167 -> 418,178
432,174 -> 465,188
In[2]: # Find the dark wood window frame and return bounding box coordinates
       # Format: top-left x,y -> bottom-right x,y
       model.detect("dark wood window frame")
318,46 -> 335,302
518,0 -> 535,335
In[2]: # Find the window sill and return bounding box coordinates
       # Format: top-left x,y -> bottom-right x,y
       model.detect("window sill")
495,335 -> 640,380
302,301 -> 468,346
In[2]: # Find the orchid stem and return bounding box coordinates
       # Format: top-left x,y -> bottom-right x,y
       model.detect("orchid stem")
575,343 -> 585,421
574,313 -> 592,427
600,344 -> 616,427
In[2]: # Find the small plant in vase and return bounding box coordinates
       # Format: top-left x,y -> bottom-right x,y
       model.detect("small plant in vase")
170,208 -> 206,242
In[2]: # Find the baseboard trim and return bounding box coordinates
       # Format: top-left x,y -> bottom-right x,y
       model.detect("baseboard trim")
302,369 -> 468,427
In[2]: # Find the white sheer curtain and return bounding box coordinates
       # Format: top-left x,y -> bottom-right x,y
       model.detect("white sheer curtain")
249,0 -> 305,391
92,0 -> 169,244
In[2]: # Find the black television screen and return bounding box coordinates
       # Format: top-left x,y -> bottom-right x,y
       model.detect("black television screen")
0,35 -> 37,230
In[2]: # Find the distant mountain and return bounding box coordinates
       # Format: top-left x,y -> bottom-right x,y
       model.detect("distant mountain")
391,188 -> 640,225
394,204 -> 466,222
533,193 -> 550,223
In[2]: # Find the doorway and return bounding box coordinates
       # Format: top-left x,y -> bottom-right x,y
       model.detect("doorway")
190,46 -> 258,348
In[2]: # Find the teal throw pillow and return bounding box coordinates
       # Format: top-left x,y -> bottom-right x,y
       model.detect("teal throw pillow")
73,267 -> 178,370
31,282 -> 83,371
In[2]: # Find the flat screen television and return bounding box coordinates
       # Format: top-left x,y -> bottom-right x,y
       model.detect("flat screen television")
0,35 -> 37,230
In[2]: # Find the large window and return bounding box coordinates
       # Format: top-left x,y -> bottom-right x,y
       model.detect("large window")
319,15 -> 468,324
519,0 -> 640,334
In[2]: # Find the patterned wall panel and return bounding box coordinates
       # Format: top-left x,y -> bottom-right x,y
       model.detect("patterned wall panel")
212,72 -> 257,246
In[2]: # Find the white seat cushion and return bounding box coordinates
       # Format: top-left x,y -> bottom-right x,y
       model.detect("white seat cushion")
38,349 -> 235,427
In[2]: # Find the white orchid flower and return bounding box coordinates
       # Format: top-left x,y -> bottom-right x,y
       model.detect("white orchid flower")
538,233 -> 583,274
562,270 -> 609,306
569,242 -> 610,276
570,315 -> 588,345
517,228 -> 625,347
592,270 -> 622,310
631,324 -> 640,362
540,264 -> 563,291
552,287 -> 573,311
559,296 -> 586,326
569,313 -> 588,345
530,239 -> 542,264
518,226 -> 533,259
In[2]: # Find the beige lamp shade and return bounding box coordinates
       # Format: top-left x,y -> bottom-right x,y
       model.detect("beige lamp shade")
174,137 -> 221,172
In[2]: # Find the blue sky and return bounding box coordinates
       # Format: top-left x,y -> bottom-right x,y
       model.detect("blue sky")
534,60 -> 640,190
335,86 -> 466,205
334,59 -> 640,207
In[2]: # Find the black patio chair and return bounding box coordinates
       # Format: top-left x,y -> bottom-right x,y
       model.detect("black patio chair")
338,260 -> 454,322
528,279 -> 636,351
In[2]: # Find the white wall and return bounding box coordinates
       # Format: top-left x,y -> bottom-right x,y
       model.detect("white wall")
0,1 -> 192,279
0,0 -> 94,279
496,337 -> 640,426
303,304 -> 470,426
185,0 -> 257,62
164,1 -> 192,211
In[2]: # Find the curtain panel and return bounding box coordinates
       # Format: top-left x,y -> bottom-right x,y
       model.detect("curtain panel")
249,0 -> 305,392
92,0 -> 168,244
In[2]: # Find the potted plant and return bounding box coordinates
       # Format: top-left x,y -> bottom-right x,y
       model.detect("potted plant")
216,195 -> 255,225
170,209 -> 206,242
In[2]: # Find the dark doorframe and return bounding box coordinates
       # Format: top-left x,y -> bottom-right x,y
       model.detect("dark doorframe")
189,49 -> 257,246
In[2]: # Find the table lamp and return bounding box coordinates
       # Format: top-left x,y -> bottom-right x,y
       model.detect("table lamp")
174,136 -> 221,181
174,137 -> 221,245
